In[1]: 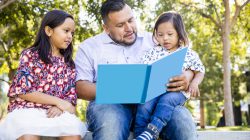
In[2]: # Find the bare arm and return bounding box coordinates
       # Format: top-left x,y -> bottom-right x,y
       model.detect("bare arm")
18,92 -> 75,113
18,92 -> 63,105
76,80 -> 96,101
167,70 -> 194,91
188,72 -> 205,97
192,72 -> 204,85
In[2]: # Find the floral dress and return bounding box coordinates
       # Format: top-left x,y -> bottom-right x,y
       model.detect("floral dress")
0,49 -> 86,139
7,49 -> 77,112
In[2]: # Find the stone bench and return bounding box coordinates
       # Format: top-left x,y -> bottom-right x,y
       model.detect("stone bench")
41,131 -> 250,140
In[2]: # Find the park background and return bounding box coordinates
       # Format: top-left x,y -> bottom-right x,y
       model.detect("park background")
0,0 -> 249,129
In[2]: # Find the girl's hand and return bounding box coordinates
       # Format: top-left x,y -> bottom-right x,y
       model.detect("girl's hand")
47,106 -> 63,118
187,81 -> 200,98
56,99 -> 76,114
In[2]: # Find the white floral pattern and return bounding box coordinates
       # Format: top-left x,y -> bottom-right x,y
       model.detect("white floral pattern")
141,46 -> 205,73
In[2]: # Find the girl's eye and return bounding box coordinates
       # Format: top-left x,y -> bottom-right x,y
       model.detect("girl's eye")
157,34 -> 163,37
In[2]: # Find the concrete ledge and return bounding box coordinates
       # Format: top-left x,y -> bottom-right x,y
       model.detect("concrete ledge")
197,131 -> 250,140
42,131 -> 250,140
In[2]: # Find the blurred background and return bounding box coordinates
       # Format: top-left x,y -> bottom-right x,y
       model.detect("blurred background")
0,0 -> 249,130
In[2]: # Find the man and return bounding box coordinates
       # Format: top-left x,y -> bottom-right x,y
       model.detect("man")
75,0 -> 197,140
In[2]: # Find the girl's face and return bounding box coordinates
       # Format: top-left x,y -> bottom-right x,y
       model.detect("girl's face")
155,21 -> 179,52
48,18 -> 75,56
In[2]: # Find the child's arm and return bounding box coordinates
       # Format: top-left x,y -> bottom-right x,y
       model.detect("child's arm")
46,106 -> 63,118
18,92 -> 75,114
188,71 -> 204,97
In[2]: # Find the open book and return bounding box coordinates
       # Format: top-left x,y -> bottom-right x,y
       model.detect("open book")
96,47 -> 188,104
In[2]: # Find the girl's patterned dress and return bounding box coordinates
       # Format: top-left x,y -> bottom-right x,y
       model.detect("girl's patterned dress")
0,49 -> 86,139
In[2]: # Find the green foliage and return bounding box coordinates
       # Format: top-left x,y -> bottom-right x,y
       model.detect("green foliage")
151,0 -> 250,125
76,100 -> 89,121
199,126 -> 250,131
0,0 -> 249,126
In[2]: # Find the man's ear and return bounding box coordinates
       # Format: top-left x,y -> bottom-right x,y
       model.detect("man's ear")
102,24 -> 110,34
45,26 -> 53,37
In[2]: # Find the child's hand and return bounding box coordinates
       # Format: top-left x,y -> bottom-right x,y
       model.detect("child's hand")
56,100 -> 76,114
47,106 -> 63,118
187,81 -> 200,98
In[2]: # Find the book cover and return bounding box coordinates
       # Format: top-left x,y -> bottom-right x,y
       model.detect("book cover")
96,47 -> 188,104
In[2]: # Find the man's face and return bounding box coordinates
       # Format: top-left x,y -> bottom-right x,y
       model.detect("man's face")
103,4 -> 137,46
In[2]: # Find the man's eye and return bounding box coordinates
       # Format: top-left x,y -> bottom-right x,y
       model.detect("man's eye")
117,24 -> 123,28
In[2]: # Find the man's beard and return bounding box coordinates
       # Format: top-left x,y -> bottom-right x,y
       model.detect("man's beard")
110,33 -> 137,47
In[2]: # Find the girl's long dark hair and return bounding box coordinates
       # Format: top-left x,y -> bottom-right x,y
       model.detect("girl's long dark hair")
30,10 -> 74,67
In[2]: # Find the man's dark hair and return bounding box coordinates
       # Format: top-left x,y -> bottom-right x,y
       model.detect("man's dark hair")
100,0 -> 126,23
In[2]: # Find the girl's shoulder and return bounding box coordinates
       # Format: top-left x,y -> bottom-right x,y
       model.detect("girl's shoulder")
20,48 -> 38,59
186,48 -> 198,56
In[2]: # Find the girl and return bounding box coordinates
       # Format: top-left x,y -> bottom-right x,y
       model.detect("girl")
0,10 -> 86,140
135,11 -> 205,140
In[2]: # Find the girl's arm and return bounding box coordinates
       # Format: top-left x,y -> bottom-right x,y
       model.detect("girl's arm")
192,71 -> 204,85
18,92 -> 75,113
188,71 -> 204,97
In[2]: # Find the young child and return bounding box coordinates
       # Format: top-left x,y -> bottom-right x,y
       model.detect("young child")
0,10 -> 86,140
135,11 -> 205,140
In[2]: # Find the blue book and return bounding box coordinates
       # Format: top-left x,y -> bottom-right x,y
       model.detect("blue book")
96,47 -> 188,104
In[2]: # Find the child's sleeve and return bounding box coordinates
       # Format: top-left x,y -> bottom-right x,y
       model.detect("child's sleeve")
141,48 -> 158,64
183,49 -> 205,73
8,50 -> 37,97
63,68 -> 77,106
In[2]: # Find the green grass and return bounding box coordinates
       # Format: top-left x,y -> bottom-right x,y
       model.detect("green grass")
199,126 -> 250,131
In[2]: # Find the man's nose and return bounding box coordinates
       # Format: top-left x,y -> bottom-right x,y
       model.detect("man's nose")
124,22 -> 132,32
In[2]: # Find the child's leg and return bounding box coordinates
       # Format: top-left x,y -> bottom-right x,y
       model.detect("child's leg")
137,92 -> 186,140
18,135 -> 40,140
59,135 -> 81,140
134,97 -> 158,137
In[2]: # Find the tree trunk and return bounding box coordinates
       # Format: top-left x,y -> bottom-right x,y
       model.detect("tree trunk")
222,0 -> 234,126
200,99 -> 205,128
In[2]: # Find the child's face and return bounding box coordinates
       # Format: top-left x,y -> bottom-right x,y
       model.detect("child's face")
49,18 -> 75,53
155,22 -> 179,52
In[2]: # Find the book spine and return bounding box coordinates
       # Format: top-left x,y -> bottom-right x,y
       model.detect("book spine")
140,65 -> 151,103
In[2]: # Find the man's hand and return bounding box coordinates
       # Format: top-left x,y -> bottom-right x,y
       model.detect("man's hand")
166,74 -> 189,92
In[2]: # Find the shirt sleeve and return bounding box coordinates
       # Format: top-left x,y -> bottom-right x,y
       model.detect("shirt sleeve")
8,50 -> 37,97
141,48 -> 158,64
75,42 -> 95,83
183,49 -> 205,73
63,68 -> 77,106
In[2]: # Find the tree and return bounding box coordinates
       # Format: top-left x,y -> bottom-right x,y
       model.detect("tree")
153,0 -> 250,126
183,0 -> 249,126
0,0 -> 147,121
0,0 -> 16,10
